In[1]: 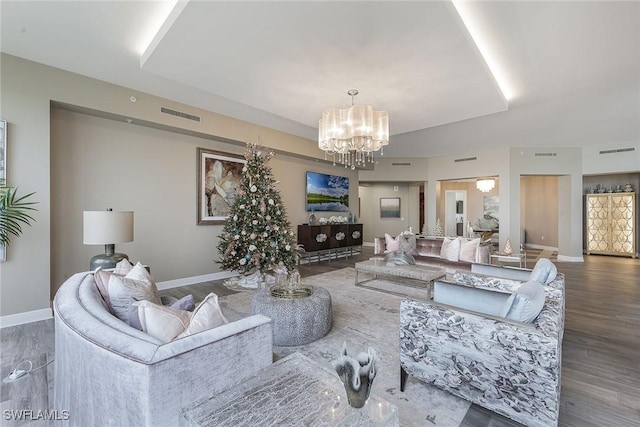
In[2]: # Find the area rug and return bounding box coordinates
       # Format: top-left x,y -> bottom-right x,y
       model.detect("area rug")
218,267 -> 471,427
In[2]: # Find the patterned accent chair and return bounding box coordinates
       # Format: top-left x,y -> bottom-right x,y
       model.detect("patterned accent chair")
399,264 -> 564,427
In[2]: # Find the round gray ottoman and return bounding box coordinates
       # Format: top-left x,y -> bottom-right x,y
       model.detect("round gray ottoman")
251,286 -> 332,346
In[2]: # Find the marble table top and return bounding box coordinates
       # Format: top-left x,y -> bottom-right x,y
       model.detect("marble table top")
181,352 -> 399,426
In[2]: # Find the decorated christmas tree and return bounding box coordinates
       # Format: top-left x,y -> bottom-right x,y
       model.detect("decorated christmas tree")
216,143 -> 297,276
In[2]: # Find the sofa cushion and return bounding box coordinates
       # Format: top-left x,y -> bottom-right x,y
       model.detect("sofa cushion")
128,294 -> 196,331
113,258 -> 134,275
177,293 -> 228,339
458,238 -> 480,263
135,293 -> 228,343
529,258 -> 557,284
108,264 -> 162,323
135,300 -> 191,343
433,280 -> 512,317
397,233 -> 418,256
93,268 -> 122,313
503,280 -> 546,323
440,237 -> 461,261
384,233 -> 400,253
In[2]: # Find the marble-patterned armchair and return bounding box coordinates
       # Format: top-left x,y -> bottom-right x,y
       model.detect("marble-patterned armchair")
399,271 -> 564,427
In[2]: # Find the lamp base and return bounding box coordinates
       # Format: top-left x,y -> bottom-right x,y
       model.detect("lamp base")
89,253 -> 129,271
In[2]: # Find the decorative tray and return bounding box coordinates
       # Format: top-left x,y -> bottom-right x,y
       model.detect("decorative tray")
269,285 -> 314,299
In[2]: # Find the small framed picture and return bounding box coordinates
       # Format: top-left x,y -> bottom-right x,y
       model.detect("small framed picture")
380,197 -> 401,219
197,148 -> 246,225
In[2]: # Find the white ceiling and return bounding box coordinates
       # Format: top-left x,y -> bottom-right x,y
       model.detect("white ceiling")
1,1 -> 638,158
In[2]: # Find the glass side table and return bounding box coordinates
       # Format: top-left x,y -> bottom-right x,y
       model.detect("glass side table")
490,252 -> 527,268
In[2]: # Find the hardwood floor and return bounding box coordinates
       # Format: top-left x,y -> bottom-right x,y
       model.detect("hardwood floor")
1,247 -> 638,426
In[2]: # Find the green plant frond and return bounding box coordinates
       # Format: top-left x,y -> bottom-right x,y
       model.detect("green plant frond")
0,183 -> 38,246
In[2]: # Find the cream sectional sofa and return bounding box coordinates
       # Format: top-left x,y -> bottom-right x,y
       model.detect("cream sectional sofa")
373,235 -> 491,271
53,272 -> 273,426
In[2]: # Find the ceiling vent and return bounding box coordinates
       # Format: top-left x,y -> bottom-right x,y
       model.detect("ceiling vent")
391,162 -> 411,166
534,152 -> 557,157
454,156 -> 477,163
599,147 -> 635,154
161,107 -> 201,122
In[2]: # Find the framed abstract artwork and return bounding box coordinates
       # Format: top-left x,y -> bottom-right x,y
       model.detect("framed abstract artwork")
197,148 -> 246,225
380,197 -> 401,219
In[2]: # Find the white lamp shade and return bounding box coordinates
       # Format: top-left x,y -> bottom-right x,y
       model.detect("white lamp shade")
83,211 -> 134,245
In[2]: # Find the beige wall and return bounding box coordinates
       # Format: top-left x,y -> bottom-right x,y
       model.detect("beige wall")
50,108 -> 358,294
0,53 -> 355,318
358,157 -> 429,182
2,52 -> 639,320
509,147 -> 583,259
359,145 -> 588,259
358,183 -> 419,242
437,180 -> 500,234
520,176 -> 559,247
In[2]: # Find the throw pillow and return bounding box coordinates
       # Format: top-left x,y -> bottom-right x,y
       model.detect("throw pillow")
440,237 -> 461,262
503,280 -> 546,323
113,258 -> 134,275
383,252 -> 416,266
108,267 -> 162,323
546,262 -> 558,284
128,294 -> 196,331
126,262 -> 154,283
170,294 -> 196,311
134,300 -> 191,343
177,293 -> 228,339
529,258 -> 557,284
384,233 -> 400,253
93,267 -> 122,311
397,233 -> 418,255
458,238 -> 480,263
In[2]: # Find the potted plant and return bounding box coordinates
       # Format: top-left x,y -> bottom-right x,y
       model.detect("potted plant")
0,179 -> 37,247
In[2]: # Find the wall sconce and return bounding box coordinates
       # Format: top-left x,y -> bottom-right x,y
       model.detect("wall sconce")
83,209 -> 134,270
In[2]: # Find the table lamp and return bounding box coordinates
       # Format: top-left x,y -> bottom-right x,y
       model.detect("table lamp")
83,209 -> 134,270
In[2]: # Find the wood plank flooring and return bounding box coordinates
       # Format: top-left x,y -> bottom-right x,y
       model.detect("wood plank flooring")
1,247 -> 638,426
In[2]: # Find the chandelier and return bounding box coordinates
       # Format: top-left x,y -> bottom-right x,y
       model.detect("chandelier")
476,178 -> 496,192
318,89 -> 389,169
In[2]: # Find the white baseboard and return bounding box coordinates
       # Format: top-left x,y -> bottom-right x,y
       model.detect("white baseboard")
557,255 -> 584,262
0,308 -> 53,329
0,272 -> 240,327
156,271 -> 238,290
525,243 -> 558,251
363,242 -> 374,247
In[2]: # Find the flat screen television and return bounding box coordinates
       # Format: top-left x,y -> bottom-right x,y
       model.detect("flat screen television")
305,171 -> 349,212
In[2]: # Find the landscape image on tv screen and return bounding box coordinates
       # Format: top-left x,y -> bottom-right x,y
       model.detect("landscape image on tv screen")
306,171 -> 349,212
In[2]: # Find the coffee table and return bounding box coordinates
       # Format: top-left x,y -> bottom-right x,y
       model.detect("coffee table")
355,259 -> 446,299
180,352 -> 399,426
251,285 -> 332,346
